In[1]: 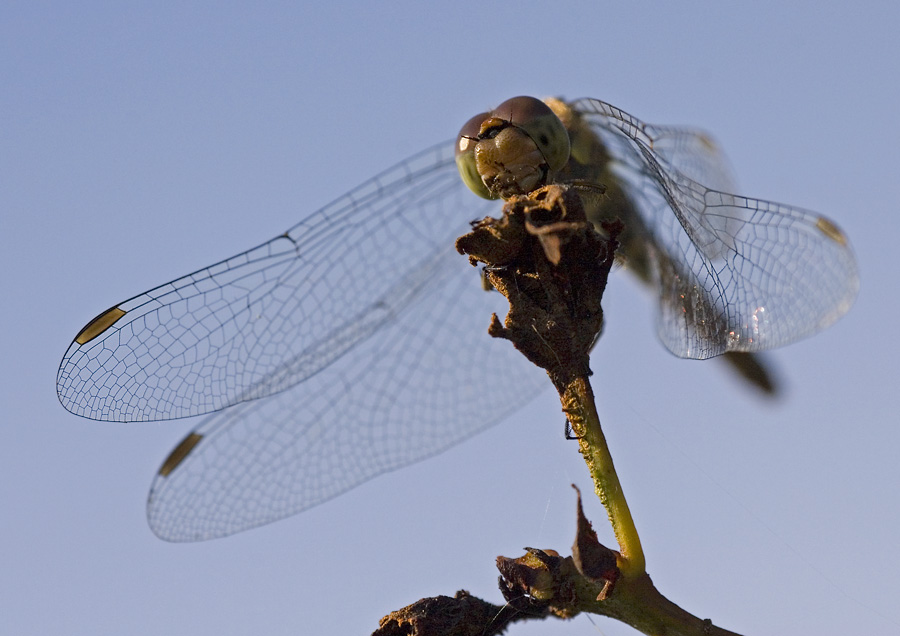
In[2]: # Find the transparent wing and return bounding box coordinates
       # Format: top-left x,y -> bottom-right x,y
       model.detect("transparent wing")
58,143 -> 527,421
571,97 -> 859,359
58,141 -> 547,540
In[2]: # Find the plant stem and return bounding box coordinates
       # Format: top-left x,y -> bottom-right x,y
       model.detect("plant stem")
563,375 -> 645,577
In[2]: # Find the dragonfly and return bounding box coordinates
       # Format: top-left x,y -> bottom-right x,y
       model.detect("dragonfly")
56,96 -> 859,542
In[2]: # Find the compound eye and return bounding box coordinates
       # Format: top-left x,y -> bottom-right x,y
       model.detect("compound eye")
455,111 -> 496,199
491,96 -> 570,171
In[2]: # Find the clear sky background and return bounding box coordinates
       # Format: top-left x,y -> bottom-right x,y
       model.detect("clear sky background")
3,2 -> 899,635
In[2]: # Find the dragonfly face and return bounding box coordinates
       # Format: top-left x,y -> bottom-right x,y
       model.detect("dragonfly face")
57,96 -> 858,541
455,96 -> 570,199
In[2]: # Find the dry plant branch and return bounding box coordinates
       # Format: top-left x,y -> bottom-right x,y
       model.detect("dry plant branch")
375,185 -> 744,635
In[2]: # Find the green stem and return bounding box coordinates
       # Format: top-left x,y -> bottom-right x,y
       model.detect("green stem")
564,375 -> 645,577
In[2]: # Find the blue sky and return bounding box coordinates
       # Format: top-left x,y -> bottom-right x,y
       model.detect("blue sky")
3,2 -> 899,634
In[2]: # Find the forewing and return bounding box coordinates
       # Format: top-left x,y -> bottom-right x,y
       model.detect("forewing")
572,97 -> 859,359
57,143 -> 501,421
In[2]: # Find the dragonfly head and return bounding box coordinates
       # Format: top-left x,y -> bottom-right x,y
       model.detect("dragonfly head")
456,96 -> 571,200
